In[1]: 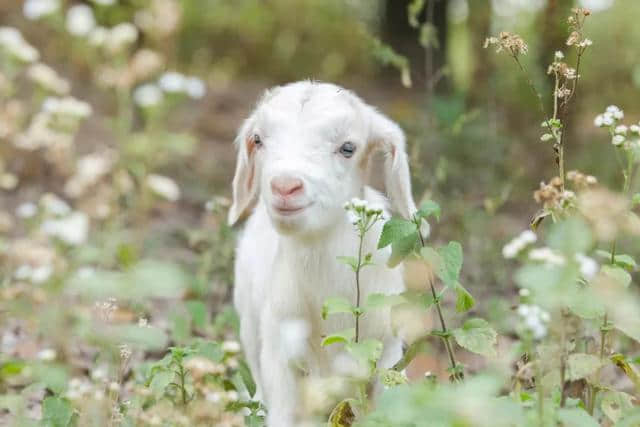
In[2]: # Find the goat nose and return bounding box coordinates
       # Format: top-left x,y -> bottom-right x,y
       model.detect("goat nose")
271,175 -> 304,197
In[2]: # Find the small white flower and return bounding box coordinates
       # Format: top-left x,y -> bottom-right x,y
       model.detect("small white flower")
603,112 -> 615,126
0,27 -> 39,62
519,288 -> 530,297
66,4 -> 96,37
554,50 -> 564,60
23,0 -> 60,20
630,124 -> 640,135
517,304 -> 530,317
138,317 -> 148,327
578,38 -> 592,47
519,230 -> 537,244
133,83 -> 163,107
16,202 -> 38,218
105,23 -> 138,52
90,365 -> 108,382
41,211 -> 89,245
41,193 -> 71,216
575,254 -> 598,279
612,135 -> 625,146
184,77 -> 206,99
14,264 -> 34,280
502,241 -> 519,259
43,96 -> 92,118
31,264 -> 53,283
222,340 -> 241,354
594,114 -> 604,127
146,174 -> 180,201
347,210 -> 359,225
37,348 -> 57,361
529,247 -> 566,265
158,71 -> 186,93
27,63 -> 70,95
615,125 -> 628,135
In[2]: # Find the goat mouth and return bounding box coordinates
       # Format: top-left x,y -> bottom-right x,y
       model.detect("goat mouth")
273,203 -> 312,216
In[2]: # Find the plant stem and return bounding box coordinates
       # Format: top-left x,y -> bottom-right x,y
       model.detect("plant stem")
512,56 -> 550,120
354,232 -> 365,344
179,364 -> 187,406
559,310 -> 568,407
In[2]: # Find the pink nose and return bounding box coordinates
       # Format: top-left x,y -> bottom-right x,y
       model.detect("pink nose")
271,175 -> 304,198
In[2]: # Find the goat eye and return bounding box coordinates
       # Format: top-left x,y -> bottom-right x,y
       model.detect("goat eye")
253,134 -> 262,146
339,141 -> 356,158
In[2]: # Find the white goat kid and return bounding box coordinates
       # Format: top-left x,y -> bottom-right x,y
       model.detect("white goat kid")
228,81 -> 416,426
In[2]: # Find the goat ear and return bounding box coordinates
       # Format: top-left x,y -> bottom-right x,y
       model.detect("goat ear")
228,116 -> 260,226
367,108 -> 417,219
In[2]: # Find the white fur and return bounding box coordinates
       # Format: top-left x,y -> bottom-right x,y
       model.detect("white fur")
229,81 -> 416,426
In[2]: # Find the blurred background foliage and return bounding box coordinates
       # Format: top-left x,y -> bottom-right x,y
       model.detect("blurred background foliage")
1,0 -> 640,425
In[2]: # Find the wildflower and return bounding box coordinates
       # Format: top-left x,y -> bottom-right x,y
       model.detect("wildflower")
14,264 -> 34,280
528,247 -> 566,265
105,23 -> 138,52
554,51 -> 564,60
533,177 -> 563,208
578,38 -> 593,48
37,348 -> 57,361
66,4 -> 96,37
606,105 -> 624,120
40,193 -> 71,216
484,32 -> 528,56
88,26 -> 108,46
119,344 -> 132,360
16,202 -> 38,219
615,125 -> 628,135
133,84 -> 163,107
519,288 -> 530,297
566,31 -> 580,46
158,71 -> 186,92
0,27 -> 39,62
594,114 -> 605,127
222,340 -> 241,354
23,0 -> 60,20
184,77 -> 206,99
612,135 -> 625,146
575,254 -> 598,279
65,152 -> 115,198
90,364 -> 109,382
27,63 -> 70,95
567,170 -> 597,188
41,211 -> 89,245
128,49 -> 164,81
138,317 -> 148,327
31,264 -> 53,283
630,124 -> 640,135
42,96 -> 92,118
517,304 -> 550,339
502,230 -> 537,259
146,174 -> 180,201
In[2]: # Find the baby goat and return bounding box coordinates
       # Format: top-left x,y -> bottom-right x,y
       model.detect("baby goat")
228,81 -> 416,426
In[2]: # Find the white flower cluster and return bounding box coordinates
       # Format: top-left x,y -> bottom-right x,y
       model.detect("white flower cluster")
27,63 -> 70,95
517,304 -> 550,339
41,211 -> 89,245
594,105 -> 640,148
146,174 -> 181,201
133,72 -> 207,107
502,230 -> 537,259
0,27 -> 39,63
343,198 -> 384,226
528,247 -> 598,279
65,4 -> 138,53
43,96 -> 93,118
23,0 -> 60,20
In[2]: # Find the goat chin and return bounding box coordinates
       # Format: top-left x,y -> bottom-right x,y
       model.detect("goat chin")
228,81 -> 415,426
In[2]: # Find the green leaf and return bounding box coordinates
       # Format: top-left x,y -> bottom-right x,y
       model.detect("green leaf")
455,283 -> 475,312
595,250 -> 637,271
185,300 -> 208,330
601,265 -> 632,288
557,407 -> 599,427
149,369 -> 174,398
422,242 -> 463,287
632,193 -> 640,207
345,339 -> 383,365
42,397 -> 73,427
387,232 -> 420,268
378,218 -> 418,249
601,390 -> 635,424
416,200 -> 441,222
322,297 -> 356,320
365,293 -> 407,310
328,399 -> 356,427
237,359 -> 257,398
31,363 -> 69,395
195,341 -> 224,363
452,318 -> 497,357
321,328 -> 355,347
566,353 -> 602,381
547,218 -> 592,254
336,256 -> 359,272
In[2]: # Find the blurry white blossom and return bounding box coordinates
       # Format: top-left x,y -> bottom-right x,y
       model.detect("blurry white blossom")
502,230 -> 537,259
16,202 -> 38,219
158,72 -> 206,99
41,211 -> 89,245
517,304 -> 550,339
554,50 -> 564,60
65,152 -> 115,197
614,125 -> 628,135
88,26 -> 108,46
37,348 -> 57,361
27,63 -> 70,95
146,174 -> 180,201
40,193 -> 71,216
222,340 -> 241,354
31,264 -> 53,283
66,5 -> 96,37
0,27 -> 40,62
91,0 -> 117,5
528,247 -> 565,265
575,253 -> 598,279
105,23 -> 138,52
133,83 -> 163,107
23,0 -> 60,20
43,96 -> 92,118
612,135 -> 625,146
185,77 -> 206,99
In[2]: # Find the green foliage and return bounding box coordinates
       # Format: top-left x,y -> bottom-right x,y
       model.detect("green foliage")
41,397 -> 74,427
452,318 -> 497,357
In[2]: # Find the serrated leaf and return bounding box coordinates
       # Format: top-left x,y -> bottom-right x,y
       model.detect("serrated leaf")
424,242 -> 462,287
322,297 -> 356,320
345,339 -> 383,365
378,218 -> 418,249
337,256 -> 359,272
601,265 -> 632,288
365,293 -> 407,310
416,200 -> 441,221
42,397 -> 73,427
557,407 -> 599,427
452,318 -> 497,357
321,328 -> 355,347
455,283 -> 475,312
565,353 -> 602,381
601,390 -> 635,424
387,232 -> 420,268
